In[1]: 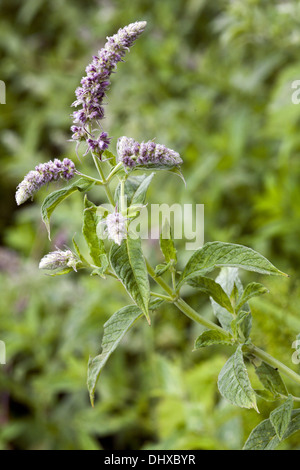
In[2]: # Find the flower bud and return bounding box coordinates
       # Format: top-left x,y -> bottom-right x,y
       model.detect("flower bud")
106,212 -> 127,245
117,136 -> 182,169
39,249 -> 79,272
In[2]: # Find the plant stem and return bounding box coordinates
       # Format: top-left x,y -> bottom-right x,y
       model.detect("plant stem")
246,344 -> 300,386
174,297 -> 230,335
150,291 -> 173,302
75,171 -> 104,185
146,257 -> 300,387
146,259 -> 230,335
91,153 -> 115,206
107,161 -> 123,182
96,153 -> 300,389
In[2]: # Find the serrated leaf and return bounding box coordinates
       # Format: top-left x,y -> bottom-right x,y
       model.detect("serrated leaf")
210,268 -> 243,332
160,221 -> 177,264
83,195 -> 108,273
41,177 -> 95,239
270,395 -> 293,440
218,345 -> 258,411
255,362 -> 288,397
236,282 -> 269,312
179,241 -> 287,286
194,330 -> 234,349
243,409 -> 300,450
87,305 -> 143,406
110,236 -> 150,323
210,268 -> 252,339
231,310 -> 252,340
154,262 -> 171,277
186,275 -> 233,313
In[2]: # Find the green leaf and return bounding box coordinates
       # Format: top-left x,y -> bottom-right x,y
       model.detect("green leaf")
103,149 -> 117,167
169,167 -> 186,185
243,409 -> 300,450
87,305 -> 143,406
41,177 -> 95,239
255,389 -> 278,402
236,282 -> 269,312
110,236 -> 150,323
154,262 -> 171,277
186,275 -> 233,313
217,345 -> 258,411
210,268 -> 243,332
255,362 -> 288,397
179,241 -> 288,286
160,221 -> 177,264
82,195 -> 108,274
231,310 -> 252,340
270,395 -> 293,440
194,330 -> 234,349
115,173 -> 154,207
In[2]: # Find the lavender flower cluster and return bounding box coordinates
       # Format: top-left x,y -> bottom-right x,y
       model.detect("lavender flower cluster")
39,249 -> 79,272
116,136 -> 183,169
106,211 -> 127,245
71,21 -> 147,157
15,158 -> 76,206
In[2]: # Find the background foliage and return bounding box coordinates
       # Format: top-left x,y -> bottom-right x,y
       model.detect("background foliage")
0,0 -> 300,449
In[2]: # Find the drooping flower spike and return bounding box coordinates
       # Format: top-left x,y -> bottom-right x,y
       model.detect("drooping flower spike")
39,249 -> 79,272
71,21 -> 147,158
15,158 -> 76,205
116,136 -> 183,169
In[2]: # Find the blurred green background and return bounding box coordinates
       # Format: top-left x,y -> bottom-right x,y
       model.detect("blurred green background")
1,0 -> 300,450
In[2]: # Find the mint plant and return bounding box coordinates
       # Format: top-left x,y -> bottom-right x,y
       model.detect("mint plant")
16,21 -> 300,450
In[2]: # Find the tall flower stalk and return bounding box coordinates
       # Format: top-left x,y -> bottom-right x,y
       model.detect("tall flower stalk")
71,21 -> 147,159
15,21 -> 300,450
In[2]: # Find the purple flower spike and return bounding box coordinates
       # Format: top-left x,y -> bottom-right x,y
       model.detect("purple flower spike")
15,158 -> 76,205
70,21 -> 147,157
87,132 -> 111,154
117,136 -> 183,169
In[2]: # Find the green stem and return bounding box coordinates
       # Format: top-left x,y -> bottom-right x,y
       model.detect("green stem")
75,171 -> 104,185
91,152 -> 115,207
120,178 -> 125,213
107,161 -> 123,182
150,291 -> 173,302
146,257 -> 300,387
146,259 -> 230,335
246,344 -> 300,386
174,297 -> 230,335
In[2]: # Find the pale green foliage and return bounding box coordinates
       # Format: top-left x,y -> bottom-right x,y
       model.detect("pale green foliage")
270,395 -> 293,440
41,177 -> 94,239
194,330 -> 234,349
217,345 -> 258,412
87,305 -> 143,406
255,362 -> 288,398
110,236 -> 150,323
82,195 -> 108,274
243,410 -> 300,450
6,1 -> 300,450
180,242 -> 287,286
